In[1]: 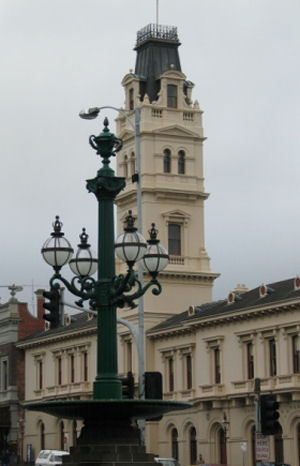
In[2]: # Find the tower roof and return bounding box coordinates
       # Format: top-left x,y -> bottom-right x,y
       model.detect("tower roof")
134,24 -> 182,102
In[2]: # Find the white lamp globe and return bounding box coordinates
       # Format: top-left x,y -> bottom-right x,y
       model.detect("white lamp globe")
41,216 -> 73,272
115,210 -> 147,268
69,228 -> 98,277
142,224 -> 169,277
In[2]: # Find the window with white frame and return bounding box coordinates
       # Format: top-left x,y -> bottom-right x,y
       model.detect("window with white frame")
292,334 -> 300,373
69,352 -> 75,384
269,338 -> 277,376
160,349 -> 176,393
34,353 -> 45,391
204,337 -> 224,385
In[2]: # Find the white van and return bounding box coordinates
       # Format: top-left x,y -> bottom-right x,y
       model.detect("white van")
154,458 -> 180,466
35,450 -> 70,466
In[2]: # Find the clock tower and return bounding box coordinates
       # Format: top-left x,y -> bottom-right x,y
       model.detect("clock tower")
115,24 -> 219,325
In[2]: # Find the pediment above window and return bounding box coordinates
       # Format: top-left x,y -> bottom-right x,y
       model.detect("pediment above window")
154,124 -> 201,139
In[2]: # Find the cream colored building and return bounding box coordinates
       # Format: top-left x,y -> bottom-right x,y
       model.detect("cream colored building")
18,313 -> 97,458
145,278 -> 300,466
19,278 -> 300,466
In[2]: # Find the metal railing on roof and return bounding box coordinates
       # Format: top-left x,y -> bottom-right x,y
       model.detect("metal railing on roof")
136,24 -> 179,45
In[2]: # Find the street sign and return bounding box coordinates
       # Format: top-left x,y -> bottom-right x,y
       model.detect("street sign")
256,433 -> 270,461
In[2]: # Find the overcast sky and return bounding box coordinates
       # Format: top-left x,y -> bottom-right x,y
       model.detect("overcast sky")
0,0 -> 299,311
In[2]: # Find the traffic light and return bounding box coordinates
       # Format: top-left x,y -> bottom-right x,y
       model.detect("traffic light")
121,371 -> 135,399
43,286 -> 60,328
145,372 -> 162,399
260,394 -> 280,435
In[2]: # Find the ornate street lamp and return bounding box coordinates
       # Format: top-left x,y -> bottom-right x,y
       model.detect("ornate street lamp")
41,117 -> 169,400
69,228 -> 97,277
41,216 -> 73,273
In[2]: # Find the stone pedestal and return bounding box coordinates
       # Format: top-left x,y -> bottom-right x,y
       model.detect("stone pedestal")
65,418 -> 158,466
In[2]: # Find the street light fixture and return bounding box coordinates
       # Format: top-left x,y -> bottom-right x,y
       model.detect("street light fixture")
69,228 -> 98,277
79,104 -> 147,403
41,117 -> 169,400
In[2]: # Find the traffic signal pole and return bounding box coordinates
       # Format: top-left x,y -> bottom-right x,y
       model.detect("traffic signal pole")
254,378 -> 262,466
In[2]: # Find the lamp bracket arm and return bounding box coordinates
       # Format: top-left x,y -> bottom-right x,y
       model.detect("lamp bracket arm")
111,269 -> 136,296
49,274 -> 96,302
111,277 -> 162,309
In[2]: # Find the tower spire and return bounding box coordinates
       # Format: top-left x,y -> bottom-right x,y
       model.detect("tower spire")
156,0 -> 159,25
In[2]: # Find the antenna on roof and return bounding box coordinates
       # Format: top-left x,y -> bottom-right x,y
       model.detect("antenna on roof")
156,0 -> 159,25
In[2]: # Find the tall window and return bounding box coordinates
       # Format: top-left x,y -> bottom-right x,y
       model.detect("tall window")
83,352 -> 88,382
129,88 -> 134,110
171,428 -> 179,460
168,358 -> 174,392
168,223 -> 181,256
186,355 -> 192,390
70,354 -> 75,383
293,335 -> 300,373
163,149 -> 171,173
214,348 -> 221,384
269,339 -> 277,376
39,361 -> 43,389
219,428 -> 227,465
57,357 -> 62,386
189,427 -> 197,464
60,421 -> 65,451
2,360 -> 8,391
251,425 -> 256,466
167,85 -> 177,108
178,150 -> 185,174
247,342 -> 254,379
40,422 -> 45,450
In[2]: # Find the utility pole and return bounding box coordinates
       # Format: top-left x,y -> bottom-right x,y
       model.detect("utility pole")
254,378 -> 262,466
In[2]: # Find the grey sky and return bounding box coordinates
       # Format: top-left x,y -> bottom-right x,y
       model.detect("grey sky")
0,0 -> 299,309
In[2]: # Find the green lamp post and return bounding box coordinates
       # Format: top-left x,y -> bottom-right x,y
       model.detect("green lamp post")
40,117 -> 168,400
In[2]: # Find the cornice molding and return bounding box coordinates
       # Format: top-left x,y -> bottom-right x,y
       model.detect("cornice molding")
17,325 -> 97,350
148,299 -> 300,340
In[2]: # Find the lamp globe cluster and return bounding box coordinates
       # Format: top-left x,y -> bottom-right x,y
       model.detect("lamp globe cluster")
42,212 -> 169,279
41,216 -> 97,277
115,210 -> 169,277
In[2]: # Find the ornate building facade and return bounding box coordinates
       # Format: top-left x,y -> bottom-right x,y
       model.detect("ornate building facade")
19,278 -> 300,466
0,289 -> 44,461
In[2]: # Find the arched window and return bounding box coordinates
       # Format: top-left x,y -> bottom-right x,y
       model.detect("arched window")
40,422 -> 45,450
163,149 -> 171,173
219,428 -> 227,465
189,427 -> 197,464
171,428 -> 179,460
72,420 -> 77,447
60,421 -> 65,451
274,424 -> 283,464
178,150 -> 185,174
251,425 -> 256,466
